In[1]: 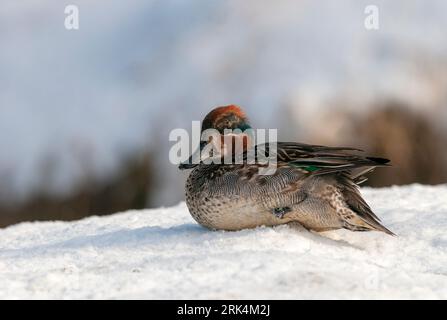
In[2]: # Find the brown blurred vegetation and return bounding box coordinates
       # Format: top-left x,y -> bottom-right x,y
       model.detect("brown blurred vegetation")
354,103 -> 447,186
299,102 -> 447,187
0,152 -> 153,228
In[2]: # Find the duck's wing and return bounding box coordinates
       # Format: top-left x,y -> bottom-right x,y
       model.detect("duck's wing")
180,141 -> 390,183
253,142 -> 390,180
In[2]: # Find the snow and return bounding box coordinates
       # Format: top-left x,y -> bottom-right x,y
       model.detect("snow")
1,184 -> 446,299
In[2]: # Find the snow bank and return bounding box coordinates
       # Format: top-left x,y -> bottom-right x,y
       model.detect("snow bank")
0,184 -> 446,299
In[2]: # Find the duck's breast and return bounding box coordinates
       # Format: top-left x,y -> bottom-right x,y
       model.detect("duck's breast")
185,165 -> 300,230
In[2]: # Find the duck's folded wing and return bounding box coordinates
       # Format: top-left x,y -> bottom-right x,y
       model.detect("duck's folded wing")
253,142 -> 390,178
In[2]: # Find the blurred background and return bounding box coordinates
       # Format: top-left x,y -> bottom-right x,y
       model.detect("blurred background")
1,0 -> 446,227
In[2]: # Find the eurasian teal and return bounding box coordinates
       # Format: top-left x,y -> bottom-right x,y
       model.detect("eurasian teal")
179,105 -> 394,235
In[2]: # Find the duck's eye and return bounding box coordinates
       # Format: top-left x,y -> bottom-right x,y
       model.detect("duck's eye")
220,114 -> 239,129
222,120 -> 231,128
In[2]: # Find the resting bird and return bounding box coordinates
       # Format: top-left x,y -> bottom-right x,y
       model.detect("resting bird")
179,105 -> 394,235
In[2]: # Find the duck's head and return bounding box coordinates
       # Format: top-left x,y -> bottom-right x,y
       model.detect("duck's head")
179,105 -> 253,169
201,104 -> 251,133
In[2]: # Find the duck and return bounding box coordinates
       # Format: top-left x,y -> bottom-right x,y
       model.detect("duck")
179,104 -> 394,235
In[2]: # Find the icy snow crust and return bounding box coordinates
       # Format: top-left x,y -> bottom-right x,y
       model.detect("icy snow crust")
0,184 -> 446,299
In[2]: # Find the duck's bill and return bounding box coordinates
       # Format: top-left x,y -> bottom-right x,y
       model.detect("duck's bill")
178,159 -> 197,170
178,144 -> 203,170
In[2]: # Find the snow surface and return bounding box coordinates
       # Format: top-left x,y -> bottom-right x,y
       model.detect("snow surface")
0,184 -> 446,299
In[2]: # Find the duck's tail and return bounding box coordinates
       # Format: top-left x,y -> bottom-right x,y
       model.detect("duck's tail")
336,174 -> 396,236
